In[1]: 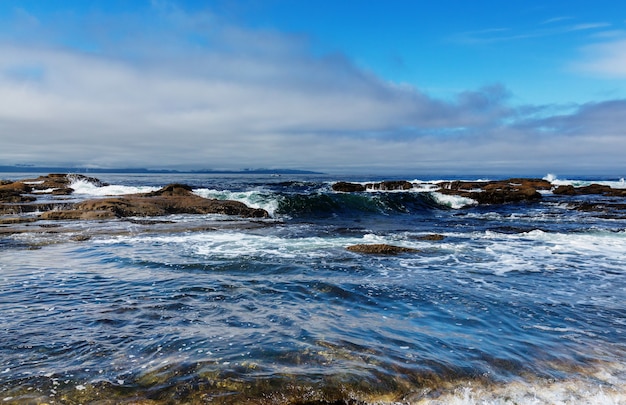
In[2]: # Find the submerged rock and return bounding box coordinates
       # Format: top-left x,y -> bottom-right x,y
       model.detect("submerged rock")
346,244 -> 419,254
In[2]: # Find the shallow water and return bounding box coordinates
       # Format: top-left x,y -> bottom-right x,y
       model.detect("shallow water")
1,173 -> 626,404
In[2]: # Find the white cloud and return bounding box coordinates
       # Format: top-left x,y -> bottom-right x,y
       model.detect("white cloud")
575,38 -> 626,78
0,4 -> 625,174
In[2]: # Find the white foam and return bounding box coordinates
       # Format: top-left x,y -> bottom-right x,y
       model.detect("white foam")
414,377 -> 626,404
99,231 -> 417,261
69,179 -> 160,196
475,229 -> 626,275
193,188 -> 279,216
430,192 -> 477,209
544,174 -> 626,189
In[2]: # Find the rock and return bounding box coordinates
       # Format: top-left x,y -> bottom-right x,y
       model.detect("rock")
553,184 -> 626,197
438,179 -> 543,205
145,183 -> 194,196
333,178 -> 550,205
52,188 -> 74,195
40,210 -> 117,220
0,182 -> 35,203
63,183 -> 270,219
332,182 -> 366,192
1,176 -> 270,221
414,234 -> 445,241
333,180 -> 414,192
22,173 -> 108,192
552,185 -> 576,195
365,181 -> 413,191
346,244 -> 419,254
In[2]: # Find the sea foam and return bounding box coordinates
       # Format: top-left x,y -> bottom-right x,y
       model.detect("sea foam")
544,173 -> 626,189
430,191 -> 477,209
193,188 -> 280,216
69,178 -> 159,196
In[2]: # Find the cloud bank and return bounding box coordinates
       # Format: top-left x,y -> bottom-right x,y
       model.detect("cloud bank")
0,4 -> 625,175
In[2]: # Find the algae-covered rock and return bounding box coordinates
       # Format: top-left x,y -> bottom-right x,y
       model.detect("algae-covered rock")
346,244 -> 419,255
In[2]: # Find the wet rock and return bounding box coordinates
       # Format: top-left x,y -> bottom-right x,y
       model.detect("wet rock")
438,179 -> 544,205
0,181 -> 35,203
365,180 -> 413,191
333,178 -> 550,205
332,182 -> 366,192
57,183 -> 270,219
346,244 -> 419,254
22,173 -> 108,192
554,184 -> 626,197
51,187 -> 74,195
40,210 -> 117,220
333,180 -> 414,192
1,175 -> 270,221
414,234 -> 445,241
0,217 -> 38,225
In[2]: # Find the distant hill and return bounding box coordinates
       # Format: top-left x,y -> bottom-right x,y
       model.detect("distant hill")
0,166 -> 323,175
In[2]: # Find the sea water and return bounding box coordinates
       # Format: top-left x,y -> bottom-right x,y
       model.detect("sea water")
1,173 -> 625,404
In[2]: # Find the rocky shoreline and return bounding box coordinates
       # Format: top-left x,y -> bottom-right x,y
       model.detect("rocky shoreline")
0,174 -> 271,242
333,177 -> 626,206
2,174 -> 626,250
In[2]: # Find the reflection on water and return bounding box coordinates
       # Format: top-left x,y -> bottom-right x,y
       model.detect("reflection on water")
2,173 -> 626,403
2,228 -> 626,403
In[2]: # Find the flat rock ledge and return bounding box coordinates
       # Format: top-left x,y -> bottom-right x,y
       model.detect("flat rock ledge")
1,174 -> 269,221
346,244 -> 419,255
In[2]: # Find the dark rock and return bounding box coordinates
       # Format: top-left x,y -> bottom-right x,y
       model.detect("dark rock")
332,182 -> 366,192
40,210 -> 117,220
333,178 -> 550,205
145,183 -> 194,197
554,184 -> 626,197
0,182 -> 35,203
414,234 -> 445,241
553,185 -> 576,195
438,179 -> 543,205
51,187 -> 74,195
346,244 -> 419,254
22,173 -> 108,192
365,181 -> 413,191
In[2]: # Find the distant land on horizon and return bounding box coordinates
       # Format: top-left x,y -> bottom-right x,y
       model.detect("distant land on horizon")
0,166 -> 323,175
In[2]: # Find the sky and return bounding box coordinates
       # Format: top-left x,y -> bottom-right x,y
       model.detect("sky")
0,0 -> 625,175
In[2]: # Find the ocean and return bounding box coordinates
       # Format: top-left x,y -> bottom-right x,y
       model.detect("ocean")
1,172 -> 625,404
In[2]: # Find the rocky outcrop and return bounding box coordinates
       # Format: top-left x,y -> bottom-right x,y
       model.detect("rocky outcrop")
332,180 -> 414,192
42,183 -> 269,219
553,184 -> 626,197
413,234 -> 445,241
333,178 -> 552,205
346,244 -> 419,254
365,180 -> 413,191
0,175 -> 269,222
332,182 -> 366,192
438,180 -> 544,205
0,181 -> 35,203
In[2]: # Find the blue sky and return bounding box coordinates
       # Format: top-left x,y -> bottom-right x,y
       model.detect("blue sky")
0,0 -> 625,174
